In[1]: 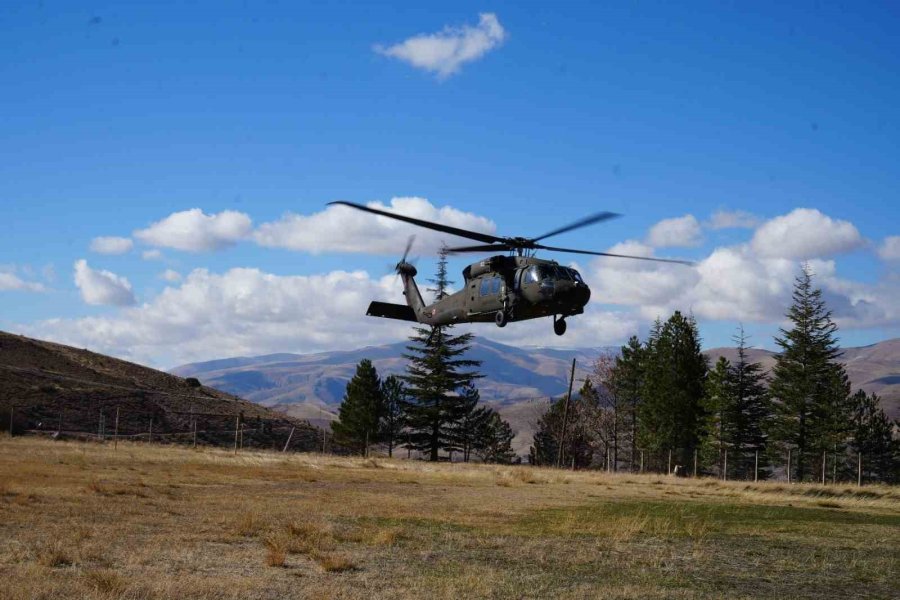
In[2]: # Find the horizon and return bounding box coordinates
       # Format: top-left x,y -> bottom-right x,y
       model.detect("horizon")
3,3 -> 899,368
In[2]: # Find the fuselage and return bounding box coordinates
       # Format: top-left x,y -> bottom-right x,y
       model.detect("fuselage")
404,256 -> 591,327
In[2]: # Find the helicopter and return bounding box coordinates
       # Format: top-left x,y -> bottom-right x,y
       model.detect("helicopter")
330,201 -> 691,336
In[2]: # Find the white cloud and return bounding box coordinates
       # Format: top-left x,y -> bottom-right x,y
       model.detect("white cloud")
31,267 -> 410,366
878,236 -> 900,261
89,236 -> 133,255
646,215 -> 702,248
142,249 -> 163,261
707,210 -> 761,230
750,208 -> 862,259
135,209 -> 252,252
254,197 -> 497,256
374,13 -> 507,78
161,269 -> 182,282
587,215 -> 895,329
0,268 -> 45,293
73,259 -> 135,306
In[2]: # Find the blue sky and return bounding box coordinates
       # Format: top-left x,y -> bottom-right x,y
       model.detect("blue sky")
2,1 -> 899,367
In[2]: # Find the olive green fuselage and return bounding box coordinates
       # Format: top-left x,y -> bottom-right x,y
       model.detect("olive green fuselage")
400,255 -> 590,327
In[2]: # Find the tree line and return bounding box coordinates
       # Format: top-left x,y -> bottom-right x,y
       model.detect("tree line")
331,250 -> 516,463
530,265 -> 899,483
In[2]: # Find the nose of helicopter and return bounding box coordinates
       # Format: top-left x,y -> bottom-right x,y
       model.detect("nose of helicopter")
554,280 -> 591,308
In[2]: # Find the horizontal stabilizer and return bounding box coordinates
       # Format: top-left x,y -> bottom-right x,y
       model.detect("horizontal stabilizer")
366,301 -> 418,322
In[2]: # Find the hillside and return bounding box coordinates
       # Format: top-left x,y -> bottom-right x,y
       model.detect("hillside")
0,331 -> 319,451
173,337 -> 900,454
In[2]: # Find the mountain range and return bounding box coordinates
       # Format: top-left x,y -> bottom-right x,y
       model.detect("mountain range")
173,337 -> 900,453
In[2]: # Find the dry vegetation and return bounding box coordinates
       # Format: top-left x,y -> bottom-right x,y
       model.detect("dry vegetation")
1,436 -> 898,599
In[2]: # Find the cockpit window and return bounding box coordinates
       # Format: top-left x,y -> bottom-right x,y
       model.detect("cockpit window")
569,269 -> 584,283
524,266 -> 541,284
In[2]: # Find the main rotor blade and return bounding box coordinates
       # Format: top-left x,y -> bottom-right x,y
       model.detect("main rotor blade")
530,211 -> 620,242
329,201 -> 503,245
535,244 -> 694,265
445,243 -> 514,254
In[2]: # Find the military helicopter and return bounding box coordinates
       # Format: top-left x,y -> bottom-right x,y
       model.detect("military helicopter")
331,201 -> 691,336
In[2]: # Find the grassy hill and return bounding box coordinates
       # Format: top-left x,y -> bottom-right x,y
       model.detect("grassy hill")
0,331 -> 319,451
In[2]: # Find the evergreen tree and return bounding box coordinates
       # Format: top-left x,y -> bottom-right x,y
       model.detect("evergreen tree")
722,327 -> 771,479
473,409 -> 517,464
331,359 -> 383,455
638,311 -> 708,469
701,356 -> 732,476
529,395 -> 594,468
445,384 -> 491,461
768,265 -> 851,481
848,391 -> 899,483
380,375 -> 406,458
611,336 -> 645,471
401,248 -> 481,461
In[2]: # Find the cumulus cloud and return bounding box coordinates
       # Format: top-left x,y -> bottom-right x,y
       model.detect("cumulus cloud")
160,269 -> 182,282
142,249 -> 163,261
878,236 -> 900,261
254,197 -> 496,256
646,215 -> 703,248
73,259 -> 136,306
750,208 -> 862,259
0,267 -> 45,292
89,236 -> 133,255
374,13 -> 507,78
588,210 -> 896,329
134,209 -> 252,252
30,267 -> 411,366
707,210 -> 761,230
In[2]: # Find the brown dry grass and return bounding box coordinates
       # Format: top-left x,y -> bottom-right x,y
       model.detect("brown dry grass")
0,437 -> 897,599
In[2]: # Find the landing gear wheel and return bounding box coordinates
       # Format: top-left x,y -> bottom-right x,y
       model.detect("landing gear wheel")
553,317 -> 567,336
495,310 -> 508,328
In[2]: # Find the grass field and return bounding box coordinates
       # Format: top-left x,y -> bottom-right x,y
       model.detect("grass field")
1,437 -> 897,599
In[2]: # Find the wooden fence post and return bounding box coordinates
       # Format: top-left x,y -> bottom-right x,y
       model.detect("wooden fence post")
754,450 -> 758,483
148,418 -> 153,443
821,450 -> 826,485
693,448 -> 698,478
233,416 -> 239,455
723,450 -> 728,482
787,449 -> 792,483
282,427 -> 295,453
857,453 -> 862,487
667,449 -> 672,475
114,406 -> 120,450
640,450 -> 644,474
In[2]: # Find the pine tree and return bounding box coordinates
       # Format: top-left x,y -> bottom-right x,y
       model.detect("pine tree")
722,327 -> 771,479
380,375 -> 406,458
529,395 -> 594,468
702,356 -> 732,476
401,248 -> 481,461
768,265 -> 851,482
473,409 -> 516,464
611,336 -> 645,471
331,359 -> 383,455
445,384 -> 491,461
848,391 -> 898,483
638,311 -> 708,469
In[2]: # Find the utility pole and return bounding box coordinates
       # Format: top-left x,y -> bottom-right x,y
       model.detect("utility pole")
556,358 -> 576,468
